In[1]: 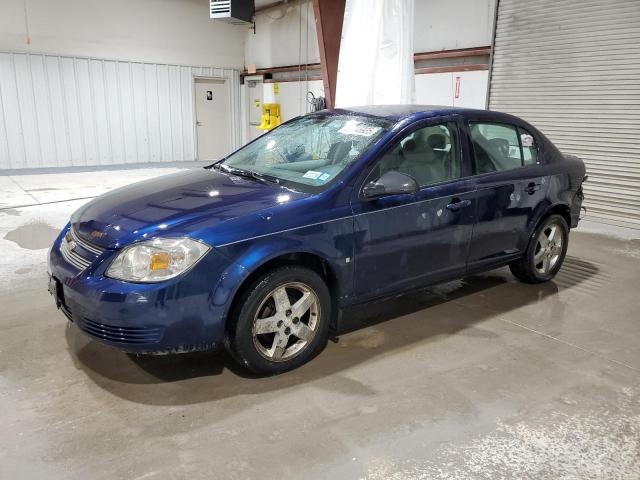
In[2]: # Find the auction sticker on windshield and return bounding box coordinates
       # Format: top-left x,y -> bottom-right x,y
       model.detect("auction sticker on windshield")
339,121 -> 381,137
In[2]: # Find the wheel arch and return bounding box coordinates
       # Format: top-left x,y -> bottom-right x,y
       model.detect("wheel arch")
221,249 -> 342,339
524,201 -> 572,250
544,203 -> 572,228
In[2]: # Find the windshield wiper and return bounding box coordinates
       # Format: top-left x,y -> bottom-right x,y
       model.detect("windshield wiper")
214,164 -> 279,184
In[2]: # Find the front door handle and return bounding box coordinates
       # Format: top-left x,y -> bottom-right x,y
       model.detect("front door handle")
525,182 -> 541,194
446,198 -> 472,212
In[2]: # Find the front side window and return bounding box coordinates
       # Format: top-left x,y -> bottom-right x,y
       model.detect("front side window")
217,114 -> 391,191
371,122 -> 461,187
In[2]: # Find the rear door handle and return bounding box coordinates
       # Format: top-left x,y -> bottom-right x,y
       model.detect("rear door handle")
525,182 -> 541,194
446,198 -> 472,212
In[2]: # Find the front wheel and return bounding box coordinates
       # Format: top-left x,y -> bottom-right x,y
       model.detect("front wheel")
510,214 -> 569,284
228,266 -> 331,375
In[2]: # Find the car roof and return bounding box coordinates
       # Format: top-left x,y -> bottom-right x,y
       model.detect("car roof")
324,104 -> 521,125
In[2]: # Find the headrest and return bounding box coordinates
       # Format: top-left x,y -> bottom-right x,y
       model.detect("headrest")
403,139 -> 417,152
330,141 -> 351,164
427,134 -> 446,149
488,138 -> 509,155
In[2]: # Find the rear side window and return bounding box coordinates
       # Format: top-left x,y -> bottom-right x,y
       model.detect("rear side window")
469,122 -> 522,173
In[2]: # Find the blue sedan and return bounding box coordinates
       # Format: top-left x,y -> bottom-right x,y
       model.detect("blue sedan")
48,105 -> 586,374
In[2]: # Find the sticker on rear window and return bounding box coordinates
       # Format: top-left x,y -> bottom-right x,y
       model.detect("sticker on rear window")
302,170 -> 322,179
318,172 -> 331,181
521,134 -> 534,147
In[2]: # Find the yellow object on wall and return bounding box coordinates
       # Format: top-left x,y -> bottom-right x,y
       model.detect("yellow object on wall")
257,103 -> 281,131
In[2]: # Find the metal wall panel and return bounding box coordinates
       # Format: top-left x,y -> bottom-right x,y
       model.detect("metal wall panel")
488,0 -> 640,228
0,52 -> 241,169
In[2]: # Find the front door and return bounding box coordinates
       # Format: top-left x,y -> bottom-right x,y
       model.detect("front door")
195,78 -> 231,161
351,120 -> 476,299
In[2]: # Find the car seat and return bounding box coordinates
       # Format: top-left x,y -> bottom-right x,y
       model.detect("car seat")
327,141 -> 352,165
398,133 -> 451,186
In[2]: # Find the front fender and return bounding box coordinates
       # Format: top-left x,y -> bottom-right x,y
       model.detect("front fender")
211,219 -> 355,327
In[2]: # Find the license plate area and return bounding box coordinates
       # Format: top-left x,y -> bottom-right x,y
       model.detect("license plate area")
48,275 -> 65,309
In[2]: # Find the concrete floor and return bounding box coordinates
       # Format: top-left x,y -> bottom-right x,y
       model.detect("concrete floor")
1,165 -> 639,479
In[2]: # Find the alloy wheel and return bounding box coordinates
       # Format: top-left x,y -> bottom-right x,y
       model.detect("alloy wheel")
533,222 -> 563,275
252,282 -> 321,362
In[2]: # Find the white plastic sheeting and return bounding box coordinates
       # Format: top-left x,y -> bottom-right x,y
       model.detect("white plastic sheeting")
335,0 -> 415,107
0,52 -> 241,170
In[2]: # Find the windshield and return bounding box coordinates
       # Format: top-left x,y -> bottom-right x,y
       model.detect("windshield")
217,114 -> 391,191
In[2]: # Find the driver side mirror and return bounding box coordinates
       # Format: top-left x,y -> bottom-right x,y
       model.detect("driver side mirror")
362,170 -> 418,200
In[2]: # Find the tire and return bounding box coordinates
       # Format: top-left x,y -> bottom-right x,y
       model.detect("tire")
509,214 -> 569,284
227,265 -> 331,375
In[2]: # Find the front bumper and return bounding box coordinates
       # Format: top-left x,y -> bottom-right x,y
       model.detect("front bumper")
48,227 -> 236,353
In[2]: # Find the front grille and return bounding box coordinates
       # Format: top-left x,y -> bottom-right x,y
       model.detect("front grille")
60,237 -> 92,270
59,228 -> 106,272
60,302 -> 72,321
77,317 -> 163,345
70,229 -> 106,256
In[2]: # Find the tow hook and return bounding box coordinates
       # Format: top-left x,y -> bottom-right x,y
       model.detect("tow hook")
580,206 -> 587,221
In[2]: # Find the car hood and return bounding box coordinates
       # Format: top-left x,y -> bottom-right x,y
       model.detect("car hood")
71,168 -> 309,249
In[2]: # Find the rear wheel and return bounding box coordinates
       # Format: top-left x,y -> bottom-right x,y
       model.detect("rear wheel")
510,214 -> 569,284
228,266 -> 331,375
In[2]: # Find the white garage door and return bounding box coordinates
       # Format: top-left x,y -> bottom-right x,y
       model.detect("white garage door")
488,0 -> 640,228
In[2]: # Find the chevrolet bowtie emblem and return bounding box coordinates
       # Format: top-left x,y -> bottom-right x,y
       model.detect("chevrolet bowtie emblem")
90,230 -> 106,239
65,233 -> 77,252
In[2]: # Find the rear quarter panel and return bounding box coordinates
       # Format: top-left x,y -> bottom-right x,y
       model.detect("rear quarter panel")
517,121 -> 586,231
545,154 -> 586,228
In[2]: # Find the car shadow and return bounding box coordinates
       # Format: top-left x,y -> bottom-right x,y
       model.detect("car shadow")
65,258 -> 598,406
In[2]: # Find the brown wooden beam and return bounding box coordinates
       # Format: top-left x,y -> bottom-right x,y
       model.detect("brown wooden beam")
264,76 -> 322,83
413,46 -> 491,62
241,63 -> 321,77
312,0 -> 345,109
415,64 -> 489,75
241,50 -> 489,84
242,48 -> 489,78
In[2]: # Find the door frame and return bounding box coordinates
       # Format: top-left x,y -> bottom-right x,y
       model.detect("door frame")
192,75 -> 233,161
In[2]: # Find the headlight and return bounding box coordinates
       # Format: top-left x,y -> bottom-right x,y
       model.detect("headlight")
106,238 -> 210,283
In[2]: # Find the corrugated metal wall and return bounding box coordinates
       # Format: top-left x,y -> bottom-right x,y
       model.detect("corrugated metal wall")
0,52 -> 241,169
488,0 -> 640,228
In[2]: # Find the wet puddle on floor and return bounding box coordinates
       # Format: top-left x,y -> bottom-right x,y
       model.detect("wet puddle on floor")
0,208 -> 21,216
4,222 -> 59,250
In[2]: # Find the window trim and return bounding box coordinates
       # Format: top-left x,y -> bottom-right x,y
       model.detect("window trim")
358,119 -> 465,197
517,126 -> 540,166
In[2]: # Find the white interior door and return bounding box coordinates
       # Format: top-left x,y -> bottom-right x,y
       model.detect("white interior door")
195,78 -> 230,161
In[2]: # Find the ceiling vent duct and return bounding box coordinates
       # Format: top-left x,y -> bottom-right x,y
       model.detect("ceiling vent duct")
210,0 -> 254,24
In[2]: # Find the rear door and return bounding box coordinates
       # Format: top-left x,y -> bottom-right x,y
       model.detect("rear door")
466,120 -> 549,268
351,118 -> 476,299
